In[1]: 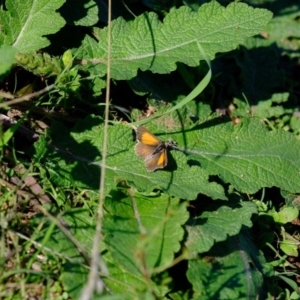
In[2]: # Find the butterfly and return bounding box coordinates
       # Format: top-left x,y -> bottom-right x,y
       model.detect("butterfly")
135,126 -> 177,171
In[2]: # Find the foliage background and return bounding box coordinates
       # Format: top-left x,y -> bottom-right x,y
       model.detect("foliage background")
0,0 -> 299,299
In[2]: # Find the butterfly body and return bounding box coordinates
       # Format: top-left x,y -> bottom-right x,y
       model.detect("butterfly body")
135,126 -> 177,171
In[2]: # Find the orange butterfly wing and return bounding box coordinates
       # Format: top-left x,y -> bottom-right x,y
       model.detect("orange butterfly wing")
136,126 -> 162,146
145,149 -> 168,172
135,126 -> 168,171
135,142 -> 157,159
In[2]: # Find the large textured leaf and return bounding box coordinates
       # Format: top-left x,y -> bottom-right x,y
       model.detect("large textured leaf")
0,0 -> 66,52
41,116 -> 226,200
34,204 -> 170,300
185,118 -> 300,193
39,115 -> 300,201
79,2 -> 273,80
103,190 -> 189,274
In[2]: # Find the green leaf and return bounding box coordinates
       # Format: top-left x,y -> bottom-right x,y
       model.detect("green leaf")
185,198 -> 257,254
32,209 -> 95,298
280,241 -> 298,257
168,291 -> 191,300
0,113 -> 27,148
186,118 -> 300,194
35,207 -> 165,299
247,93 -> 289,119
0,45 -> 16,81
62,259 -> 157,300
103,251 -> 168,299
79,2 -> 272,80
0,0 -> 66,52
39,115 -> 300,199
187,231 -> 264,299
37,202 -> 178,299
279,228 -> 299,257
60,263 -> 89,299
276,275 -> 300,295
277,207 -> 298,224
265,12 -> 300,56
281,190 -> 300,209
42,116 -> 226,200
41,209 -> 96,261
103,190 -> 189,274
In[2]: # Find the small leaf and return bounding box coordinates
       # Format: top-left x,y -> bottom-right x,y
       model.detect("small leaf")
280,241 -> 298,257
185,198 -> 257,254
269,207 -> 298,224
277,275 -> 300,295
265,12 -> 300,54
281,190 -> 300,209
242,92 -> 289,119
62,49 -> 73,68
277,207 -> 299,224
